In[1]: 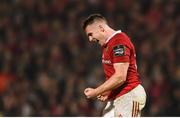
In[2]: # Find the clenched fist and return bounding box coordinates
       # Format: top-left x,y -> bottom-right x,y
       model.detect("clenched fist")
84,88 -> 98,98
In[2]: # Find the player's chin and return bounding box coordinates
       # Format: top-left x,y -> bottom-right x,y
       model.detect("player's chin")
99,42 -> 105,46
98,42 -> 102,46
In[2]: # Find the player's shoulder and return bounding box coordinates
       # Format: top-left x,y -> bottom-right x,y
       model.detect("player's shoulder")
110,32 -> 130,45
115,32 -> 130,40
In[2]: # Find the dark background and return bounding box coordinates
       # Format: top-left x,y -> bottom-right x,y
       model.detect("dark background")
0,0 -> 179,116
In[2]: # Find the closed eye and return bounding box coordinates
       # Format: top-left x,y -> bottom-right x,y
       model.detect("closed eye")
87,33 -> 92,37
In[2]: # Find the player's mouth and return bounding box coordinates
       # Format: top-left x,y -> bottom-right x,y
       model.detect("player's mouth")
92,38 -> 99,43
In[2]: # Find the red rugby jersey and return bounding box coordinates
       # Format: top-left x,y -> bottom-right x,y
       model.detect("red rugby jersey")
101,30 -> 141,100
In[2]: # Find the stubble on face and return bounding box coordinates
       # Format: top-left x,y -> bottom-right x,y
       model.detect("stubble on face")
85,22 -> 107,46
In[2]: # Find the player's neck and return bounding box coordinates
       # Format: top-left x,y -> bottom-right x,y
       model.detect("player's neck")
105,28 -> 116,42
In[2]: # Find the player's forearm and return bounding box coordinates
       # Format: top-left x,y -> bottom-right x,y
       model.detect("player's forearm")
95,74 -> 125,95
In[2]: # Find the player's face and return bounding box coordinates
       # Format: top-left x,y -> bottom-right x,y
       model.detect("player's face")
85,23 -> 106,46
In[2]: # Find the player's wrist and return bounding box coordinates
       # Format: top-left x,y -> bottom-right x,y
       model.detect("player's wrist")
94,88 -> 102,97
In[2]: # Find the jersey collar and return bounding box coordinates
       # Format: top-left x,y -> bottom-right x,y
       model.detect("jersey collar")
105,30 -> 122,44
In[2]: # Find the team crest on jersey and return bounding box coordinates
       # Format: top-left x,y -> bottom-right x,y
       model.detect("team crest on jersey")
113,45 -> 125,56
106,46 -> 109,52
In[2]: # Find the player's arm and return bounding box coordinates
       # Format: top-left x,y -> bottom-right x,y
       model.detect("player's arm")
84,62 -> 129,98
95,62 -> 129,94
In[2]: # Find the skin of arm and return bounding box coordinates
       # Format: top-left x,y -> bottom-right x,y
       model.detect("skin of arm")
84,62 -> 129,99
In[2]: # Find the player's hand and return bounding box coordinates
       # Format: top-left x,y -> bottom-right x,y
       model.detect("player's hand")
97,91 -> 110,102
84,88 -> 98,99
97,95 -> 108,102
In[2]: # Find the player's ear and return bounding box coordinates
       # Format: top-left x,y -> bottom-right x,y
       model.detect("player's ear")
98,25 -> 105,32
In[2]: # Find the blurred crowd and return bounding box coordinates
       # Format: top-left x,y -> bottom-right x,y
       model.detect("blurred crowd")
0,0 -> 179,116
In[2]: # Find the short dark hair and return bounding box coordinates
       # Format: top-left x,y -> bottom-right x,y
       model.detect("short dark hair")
82,14 -> 107,30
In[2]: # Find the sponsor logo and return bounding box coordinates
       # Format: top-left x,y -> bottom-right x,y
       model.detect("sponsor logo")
113,45 -> 125,56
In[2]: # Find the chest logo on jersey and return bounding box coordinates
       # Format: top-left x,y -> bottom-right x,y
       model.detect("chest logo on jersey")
102,59 -> 111,64
106,46 -> 109,52
113,44 -> 125,56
